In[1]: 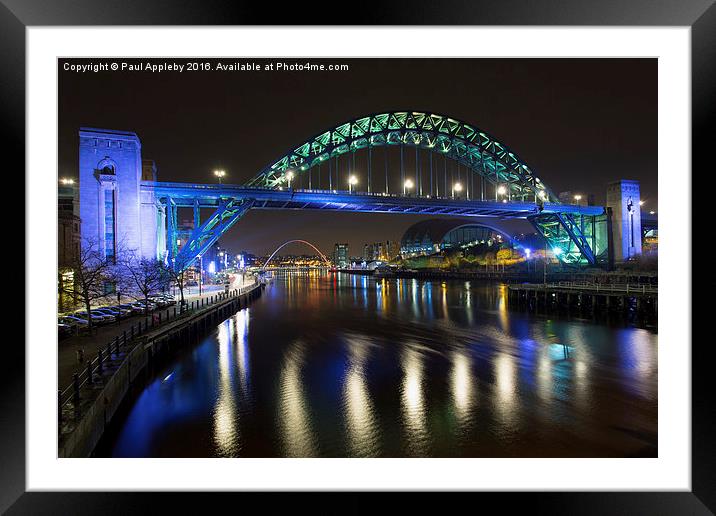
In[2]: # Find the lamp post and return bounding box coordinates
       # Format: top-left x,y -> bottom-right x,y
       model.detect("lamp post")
214,169 -> 226,184
496,184 -> 507,201
348,174 -> 358,193
452,182 -> 463,199
286,170 -> 295,189
403,178 -> 414,196
198,254 -> 203,296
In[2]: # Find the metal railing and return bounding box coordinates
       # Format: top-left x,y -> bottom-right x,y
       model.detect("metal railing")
59,278 -> 260,414
511,281 -> 658,295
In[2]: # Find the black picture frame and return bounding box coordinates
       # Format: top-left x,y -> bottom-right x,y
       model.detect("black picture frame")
3,1 -> 712,513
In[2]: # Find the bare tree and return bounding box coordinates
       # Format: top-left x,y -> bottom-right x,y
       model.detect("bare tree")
58,237 -> 117,333
164,255 -> 192,313
118,252 -> 169,315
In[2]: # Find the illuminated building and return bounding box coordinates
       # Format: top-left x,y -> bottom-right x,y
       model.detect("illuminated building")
400,219 -> 509,257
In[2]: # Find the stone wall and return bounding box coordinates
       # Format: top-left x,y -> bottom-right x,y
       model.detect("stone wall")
79,128 -> 158,260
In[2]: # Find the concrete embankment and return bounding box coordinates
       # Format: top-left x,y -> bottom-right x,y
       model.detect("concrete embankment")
58,282 -> 264,458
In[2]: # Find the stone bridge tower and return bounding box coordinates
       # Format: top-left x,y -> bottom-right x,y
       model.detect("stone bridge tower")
79,128 -> 160,261
606,179 -> 642,262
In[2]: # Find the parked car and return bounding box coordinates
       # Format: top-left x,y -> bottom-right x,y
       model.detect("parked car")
58,323 -> 72,338
132,301 -> 157,313
59,315 -> 88,328
90,310 -> 116,323
107,305 -> 132,316
149,297 -> 168,308
156,295 -> 176,305
94,308 -> 119,317
123,303 -> 145,315
74,311 -> 106,324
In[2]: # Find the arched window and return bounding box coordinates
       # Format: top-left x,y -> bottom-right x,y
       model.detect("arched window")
97,157 -> 117,176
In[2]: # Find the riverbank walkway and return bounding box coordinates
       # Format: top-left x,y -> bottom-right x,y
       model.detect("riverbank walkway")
57,276 -> 252,389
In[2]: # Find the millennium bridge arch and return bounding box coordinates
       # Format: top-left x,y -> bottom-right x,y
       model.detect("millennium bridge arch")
262,239 -> 331,269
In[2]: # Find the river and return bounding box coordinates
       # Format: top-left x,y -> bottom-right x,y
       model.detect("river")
98,271 -> 657,457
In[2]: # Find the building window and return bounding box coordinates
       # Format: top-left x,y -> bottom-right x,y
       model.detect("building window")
104,189 -> 116,261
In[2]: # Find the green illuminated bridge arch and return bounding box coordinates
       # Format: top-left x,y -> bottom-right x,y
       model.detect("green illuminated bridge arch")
245,110 -> 558,203
153,110 -> 610,270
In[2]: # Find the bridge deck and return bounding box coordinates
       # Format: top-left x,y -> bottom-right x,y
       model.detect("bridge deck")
145,182 -> 605,219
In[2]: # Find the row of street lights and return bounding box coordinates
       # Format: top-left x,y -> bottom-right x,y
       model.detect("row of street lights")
209,170 -> 656,215
209,168 -> 540,203
282,169 -> 469,198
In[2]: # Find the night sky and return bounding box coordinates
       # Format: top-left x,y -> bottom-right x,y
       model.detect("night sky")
59,58 -> 656,257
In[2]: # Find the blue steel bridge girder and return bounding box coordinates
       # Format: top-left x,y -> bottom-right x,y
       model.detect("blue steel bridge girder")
555,212 -> 596,265
528,211 -> 609,267
173,198 -> 254,270
165,197 -> 178,262
148,182 -> 608,270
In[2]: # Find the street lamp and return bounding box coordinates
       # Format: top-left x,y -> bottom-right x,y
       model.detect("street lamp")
403,178 -> 414,195
574,194 -> 582,202
452,182 -> 463,198
198,254 -> 203,296
285,170 -> 295,189
59,178 -> 75,185
639,200 -> 645,206
348,174 -> 358,193
214,169 -> 226,184
497,184 -> 507,196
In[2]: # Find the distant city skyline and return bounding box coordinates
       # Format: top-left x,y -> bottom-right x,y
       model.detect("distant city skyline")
59,58 -> 656,256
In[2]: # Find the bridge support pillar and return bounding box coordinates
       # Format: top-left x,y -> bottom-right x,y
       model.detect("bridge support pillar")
606,180 -> 642,263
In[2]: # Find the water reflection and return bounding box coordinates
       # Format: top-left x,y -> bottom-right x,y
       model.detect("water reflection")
277,340 -> 316,457
400,346 -> 429,455
494,352 -> 519,434
213,318 -> 239,455
234,309 -> 251,395
105,272 -> 658,458
450,350 -> 475,436
342,336 -> 380,456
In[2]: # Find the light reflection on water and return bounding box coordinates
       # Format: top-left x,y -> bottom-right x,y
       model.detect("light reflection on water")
343,336 -> 380,457
400,346 -> 429,455
104,271 -> 657,458
277,340 -> 316,457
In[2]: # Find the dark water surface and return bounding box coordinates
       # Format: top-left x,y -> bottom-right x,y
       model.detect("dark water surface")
101,271 -> 657,457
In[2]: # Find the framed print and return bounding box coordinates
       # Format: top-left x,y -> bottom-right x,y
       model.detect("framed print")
4,0 -> 714,513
